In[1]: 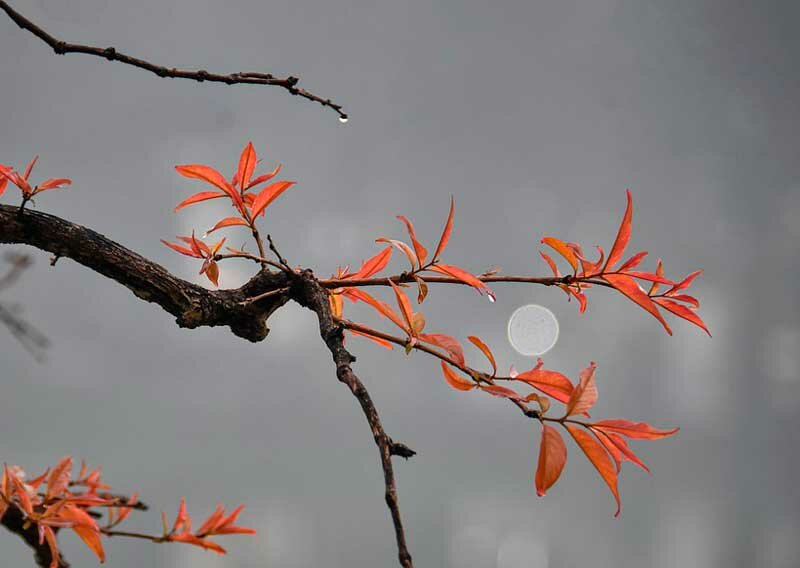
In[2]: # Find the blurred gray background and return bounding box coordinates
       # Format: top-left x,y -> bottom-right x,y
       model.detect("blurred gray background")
1,1 -> 798,566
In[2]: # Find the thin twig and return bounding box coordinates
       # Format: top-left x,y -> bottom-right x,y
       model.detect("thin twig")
240,286 -> 290,305
320,273 -> 613,289
0,1 -> 347,119
266,234 -> 291,272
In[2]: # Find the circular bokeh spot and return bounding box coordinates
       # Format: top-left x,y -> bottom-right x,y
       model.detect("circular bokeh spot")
507,304 -> 559,356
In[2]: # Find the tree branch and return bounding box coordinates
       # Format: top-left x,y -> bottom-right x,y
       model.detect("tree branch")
0,205 -> 291,342
0,1 -> 347,120
291,270 -> 415,568
1,505 -> 69,568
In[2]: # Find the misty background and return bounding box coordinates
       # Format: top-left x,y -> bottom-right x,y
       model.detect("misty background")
1,1 -> 798,566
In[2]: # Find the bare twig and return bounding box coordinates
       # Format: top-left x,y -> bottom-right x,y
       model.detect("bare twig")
0,1 -> 347,120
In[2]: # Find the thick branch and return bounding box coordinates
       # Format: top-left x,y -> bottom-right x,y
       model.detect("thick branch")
291,270 -> 414,568
0,205 -> 290,341
1,505 -> 68,568
0,1 -> 347,120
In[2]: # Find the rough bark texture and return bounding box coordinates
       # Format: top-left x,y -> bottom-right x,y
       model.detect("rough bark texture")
1,506 -> 69,568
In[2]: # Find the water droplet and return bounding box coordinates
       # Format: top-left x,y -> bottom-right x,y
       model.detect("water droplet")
201,231 -> 209,239
487,293 -> 496,303
508,304 -> 559,356
338,116 -> 349,124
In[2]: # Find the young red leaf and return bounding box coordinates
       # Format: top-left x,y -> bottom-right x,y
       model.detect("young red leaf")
21,155 -> 38,181
376,238 -> 418,271
468,335 -> 497,376
591,419 -> 679,440
440,361 -> 475,391
541,237 -> 578,272
480,384 -> 524,400
592,428 -> 651,474
577,245 -> 605,276
604,189 -> 633,271
206,217 -> 250,234
414,275 -> 428,304
161,240 -> 203,258
667,294 -> 700,308
349,328 -> 394,349
514,367 -> 574,404
170,532 -> 227,555
648,258 -> 664,295
617,251 -> 648,272
175,164 -> 243,211
623,271 -> 675,284
540,251 -> 561,278
247,163 -> 282,190
349,247 -> 393,280
60,505 -> 105,563
396,215 -> 428,266
388,280 -> 415,333
250,180 -> 295,218
602,273 -> 672,335
204,261 -> 220,286
665,269 -> 704,295
564,424 -> 621,516
35,178 -> 72,192
344,288 -> 408,331
419,333 -> 466,366
237,142 -> 257,191
565,361 -> 598,417
592,428 -> 623,472
429,263 -> 495,301
535,425 -> 567,497
174,190 -> 226,212
0,164 -> 9,196
653,298 -> 711,336
46,456 -> 72,500
432,196 -> 455,261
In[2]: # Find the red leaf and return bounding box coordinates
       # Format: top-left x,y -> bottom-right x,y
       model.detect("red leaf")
665,269 -> 703,295
602,273 -> 672,335
648,258 -> 664,295
0,165 -> 9,197
468,335 -> 497,376
344,288 -> 408,331
577,245 -> 605,276
376,238 -> 418,271
46,456 -> 72,500
35,178 -> 72,192
564,424 -> 621,516
535,425 -> 567,496
432,196 -> 455,261
604,189 -> 633,271
175,164 -> 243,212
591,419 -> 679,439
22,155 -> 38,181
653,298 -> 711,336
565,361 -> 598,417
349,328 -> 394,349
349,247 -> 393,280
175,190 -> 226,212
541,237 -> 578,272
250,180 -> 295,218
617,251 -> 648,272
624,271 -> 675,284
592,428 -> 623,472
388,280 -> 415,333
396,215 -> 428,266
480,384 -> 524,400
161,240 -> 203,258
247,163 -> 282,190
420,333 -> 465,366
592,428 -> 650,474
204,261 -> 220,286
170,532 -> 227,555
206,217 -> 250,234
667,294 -> 699,308
237,142 -> 257,191
540,251 -> 561,278
429,263 -> 495,301
440,361 -> 475,391
514,368 -> 574,404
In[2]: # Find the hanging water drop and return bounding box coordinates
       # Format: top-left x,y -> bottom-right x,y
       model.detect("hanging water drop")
338,115 -> 349,124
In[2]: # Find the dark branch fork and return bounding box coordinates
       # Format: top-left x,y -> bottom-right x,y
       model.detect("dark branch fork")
0,1 -> 347,120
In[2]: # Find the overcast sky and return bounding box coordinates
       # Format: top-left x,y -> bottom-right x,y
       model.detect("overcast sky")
2,1 -> 799,567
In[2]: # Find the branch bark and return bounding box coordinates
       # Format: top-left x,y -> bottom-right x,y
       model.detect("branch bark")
0,1 -> 347,120
1,505 -> 68,568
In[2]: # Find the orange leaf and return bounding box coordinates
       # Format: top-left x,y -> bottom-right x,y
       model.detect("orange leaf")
617,251 -> 648,272
592,428 -> 623,472
349,247 -> 393,280
0,164 -> 9,197
648,258 -> 664,295
250,180 -> 295,218
602,273 -> 672,335
414,276 -> 428,304
541,237 -> 578,272
174,190 -> 226,212
565,362 -> 598,417
161,240 -> 202,258
440,361 -> 475,391
205,261 -> 220,286
468,335 -> 497,376
170,532 -> 227,555
514,367 -> 574,404
42,526 -> 60,568
429,263 -> 495,301
665,269 -> 704,295
624,271 -> 674,284
396,215 -> 428,266
604,189 -> 633,271
591,419 -> 679,440
344,288 -> 407,331
540,251 -> 561,278
206,217 -> 250,234
35,178 -> 71,192
564,424 -> 620,516
420,333 -> 465,366
653,298 -> 710,336
592,428 -> 650,474
329,293 -> 343,318
236,142 -> 257,191
247,163 -> 282,190
535,425 -> 567,496
22,155 -> 38,181
432,196 -> 455,261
